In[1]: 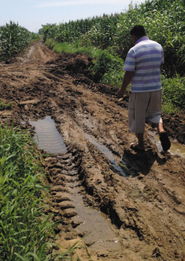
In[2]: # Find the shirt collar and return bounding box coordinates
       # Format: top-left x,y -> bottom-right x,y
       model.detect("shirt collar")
135,36 -> 149,44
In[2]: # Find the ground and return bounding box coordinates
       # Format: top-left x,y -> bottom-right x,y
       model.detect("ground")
0,42 -> 185,261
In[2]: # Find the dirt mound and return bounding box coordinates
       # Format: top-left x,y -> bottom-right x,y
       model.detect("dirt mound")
0,43 -> 185,261
163,113 -> 185,144
47,52 -> 92,76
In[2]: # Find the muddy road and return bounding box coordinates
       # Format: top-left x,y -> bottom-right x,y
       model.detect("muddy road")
0,42 -> 185,261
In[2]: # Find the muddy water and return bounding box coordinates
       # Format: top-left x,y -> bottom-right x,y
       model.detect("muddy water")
71,185 -> 122,256
30,116 -> 122,258
148,131 -> 185,157
29,116 -> 67,154
168,140 -> 185,157
85,133 -> 126,176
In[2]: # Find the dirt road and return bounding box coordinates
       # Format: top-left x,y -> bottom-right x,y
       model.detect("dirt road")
0,42 -> 185,261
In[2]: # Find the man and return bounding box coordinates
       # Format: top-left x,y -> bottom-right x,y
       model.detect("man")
117,25 -> 171,152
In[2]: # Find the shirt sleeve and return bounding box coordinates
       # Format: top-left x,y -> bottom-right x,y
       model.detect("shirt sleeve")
124,48 -> 136,72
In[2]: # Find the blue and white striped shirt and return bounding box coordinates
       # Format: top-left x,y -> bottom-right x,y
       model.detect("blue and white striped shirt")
124,36 -> 164,92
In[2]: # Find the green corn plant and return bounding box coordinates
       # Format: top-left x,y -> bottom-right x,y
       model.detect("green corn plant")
0,21 -> 32,61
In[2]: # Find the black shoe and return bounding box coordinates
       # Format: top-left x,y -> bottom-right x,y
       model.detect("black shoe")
130,143 -> 145,152
159,132 -> 171,151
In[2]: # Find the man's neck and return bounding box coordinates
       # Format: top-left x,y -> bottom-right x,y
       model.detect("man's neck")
135,36 -> 149,44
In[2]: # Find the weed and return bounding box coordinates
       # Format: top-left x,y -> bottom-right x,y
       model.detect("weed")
0,125 -> 53,260
0,100 -> 12,110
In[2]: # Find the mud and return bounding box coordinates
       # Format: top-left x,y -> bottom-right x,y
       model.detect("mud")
0,42 -> 185,261
30,116 -> 67,154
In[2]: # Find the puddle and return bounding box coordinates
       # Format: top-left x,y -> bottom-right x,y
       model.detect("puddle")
148,131 -> 185,157
85,133 -> 126,176
168,140 -> 185,158
29,116 -> 67,154
30,117 -> 122,256
71,186 -> 121,254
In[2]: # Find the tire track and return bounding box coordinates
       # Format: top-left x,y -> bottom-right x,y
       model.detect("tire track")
44,146 -> 124,260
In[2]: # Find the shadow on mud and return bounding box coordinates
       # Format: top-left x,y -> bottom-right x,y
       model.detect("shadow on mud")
120,148 -> 167,176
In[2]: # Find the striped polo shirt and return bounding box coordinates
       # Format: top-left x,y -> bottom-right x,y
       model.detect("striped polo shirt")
124,36 -> 164,92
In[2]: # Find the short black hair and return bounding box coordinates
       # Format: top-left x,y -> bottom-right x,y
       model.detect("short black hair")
130,25 -> 146,38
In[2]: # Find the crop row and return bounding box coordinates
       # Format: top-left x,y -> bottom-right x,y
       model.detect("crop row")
0,21 -> 33,61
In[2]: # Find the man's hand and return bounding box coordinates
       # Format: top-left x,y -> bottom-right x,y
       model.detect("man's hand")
117,71 -> 134,99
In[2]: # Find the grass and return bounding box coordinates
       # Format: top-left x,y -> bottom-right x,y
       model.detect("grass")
162,75 -> 185,114
0,125 -> 54,260
0,100 -> 12,110
0,124 -> 83,260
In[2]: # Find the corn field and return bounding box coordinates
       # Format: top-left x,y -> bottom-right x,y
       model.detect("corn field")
40,0 -> 185,77
0,21 -> 32,61
39,14 -> 119,49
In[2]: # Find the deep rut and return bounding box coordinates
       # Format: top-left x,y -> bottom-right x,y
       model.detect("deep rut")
44,147 -> 124,261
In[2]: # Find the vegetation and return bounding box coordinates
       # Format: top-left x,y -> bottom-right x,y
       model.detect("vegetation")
0,100 -> 12,111
0,21 -> 33,61
39,14 -> 119,48
41,0 -> 185,113
162,76 -> 185,113
40,0 -> 185,77
0,126 -> 54,260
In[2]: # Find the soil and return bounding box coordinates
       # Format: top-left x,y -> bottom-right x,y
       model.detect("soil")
0,42 -> 185,261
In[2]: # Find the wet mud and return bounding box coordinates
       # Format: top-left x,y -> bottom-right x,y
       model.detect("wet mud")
0,42 -> 185,261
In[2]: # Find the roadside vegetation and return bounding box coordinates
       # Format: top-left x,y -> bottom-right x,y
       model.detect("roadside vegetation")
0,100 -> 12,111
0,122 -> 78,260
0,125 -> 54,260
0,21 -> 35,62
40,0 -> 185,113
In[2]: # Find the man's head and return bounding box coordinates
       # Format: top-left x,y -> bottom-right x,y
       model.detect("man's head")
130,25 -> 146,42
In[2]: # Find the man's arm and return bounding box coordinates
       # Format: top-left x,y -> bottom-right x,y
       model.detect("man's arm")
117,71 -> 135,97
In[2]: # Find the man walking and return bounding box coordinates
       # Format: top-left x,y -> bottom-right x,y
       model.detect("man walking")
118,25 -> 171,152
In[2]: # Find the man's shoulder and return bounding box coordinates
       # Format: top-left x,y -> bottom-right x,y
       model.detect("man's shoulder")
141,39 -> 162,48
147,39 -> 162,47
134,39 -> 163,52
127,39 -> 163,56
127,46 -> 136,56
